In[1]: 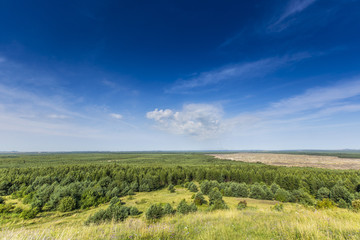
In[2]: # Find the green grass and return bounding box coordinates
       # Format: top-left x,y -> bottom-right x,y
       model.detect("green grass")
2,186 -> 360,240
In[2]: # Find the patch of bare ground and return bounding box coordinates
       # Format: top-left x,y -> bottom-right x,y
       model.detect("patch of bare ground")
210,153 -> 360,170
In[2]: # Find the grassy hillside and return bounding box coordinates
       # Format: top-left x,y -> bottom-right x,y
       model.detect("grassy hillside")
2,186 -> 360,240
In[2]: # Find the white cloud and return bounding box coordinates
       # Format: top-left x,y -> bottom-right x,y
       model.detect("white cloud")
48,114 -> 69,119
168,53 -> 311,92
269,0 -> 317,31
224,78 -> 360,138
155,78 -> 360,142
110,113 -> 123,119
146,104 -> 223,138
263,79 -> 360,117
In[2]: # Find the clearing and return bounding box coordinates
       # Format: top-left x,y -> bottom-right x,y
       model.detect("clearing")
210,152 -> 360,170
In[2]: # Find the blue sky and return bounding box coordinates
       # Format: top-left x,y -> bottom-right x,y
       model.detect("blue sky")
1,0 -> 360,151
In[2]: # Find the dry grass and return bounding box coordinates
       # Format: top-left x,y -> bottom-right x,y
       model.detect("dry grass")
210,153 -> 360,169
2,204 -> 360,240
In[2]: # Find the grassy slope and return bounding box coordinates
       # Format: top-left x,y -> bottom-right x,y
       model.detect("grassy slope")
2,186 -> 360,240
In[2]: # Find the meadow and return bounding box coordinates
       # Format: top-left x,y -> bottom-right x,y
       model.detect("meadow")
1,152 -> 360,239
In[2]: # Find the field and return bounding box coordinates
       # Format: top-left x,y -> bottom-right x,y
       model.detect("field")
2,186 -> 360,240
211,152 -> 360,170
1,152 -> 360,240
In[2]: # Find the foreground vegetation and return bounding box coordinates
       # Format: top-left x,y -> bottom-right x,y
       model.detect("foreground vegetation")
2,152 -> 360,239
2,188 -> 360,240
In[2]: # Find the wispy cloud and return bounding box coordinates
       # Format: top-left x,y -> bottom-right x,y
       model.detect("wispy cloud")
262,79 -> 360,117
168,53 -> 311,93
48,114 -> 69,119
227,78 -> 360,134
154,78 -> 360,140
146,104 -> 223,139
110,113 -> 123,119
102,79 -> 139,96
269,0 -> 317,32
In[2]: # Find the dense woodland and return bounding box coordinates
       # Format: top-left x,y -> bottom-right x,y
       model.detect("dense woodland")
1,153 -> 360,221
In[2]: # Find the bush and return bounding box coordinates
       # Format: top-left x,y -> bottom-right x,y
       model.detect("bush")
352,200 -> 360,211
331,185 -> 353,204
0,203 -> 14,213
236,183 -> 249,197
129,206 -> 140,216
237,200 -> 247,210
272,203 -> 284,212
168,184 -> 175,193
188,182 -> 198,192
177,199 -> 197,214
200,180 -> 211,195
194,192 -> 207,206
338,199 -> 349,209
317,187 -> 330,200
163,203 -> 176,215
208,188 -> 223,205
274,189 -> 290,202
58,196 -> 76,212
85,205 -> 130,225
270,183 -> 280,194
249,184 -> 266,199
290,189 -> 315,205
316,198 -> 336,209
0,196 -> 4,204
209,199 -> 228,211
20,208 -> 39,219
14,207 -> 23,214
110,197 -> 120,206
146,203 -> 164,220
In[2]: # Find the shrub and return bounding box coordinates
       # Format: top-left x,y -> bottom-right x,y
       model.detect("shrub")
110,197 -> 120,206
338,199 -> 349,209
163,203 -> 176,215
193,192 -> 207,206
208,188 -> 223,205
290,189 -> 315,205
146,203 -> 164,220
263,186 -> 274,200
20,208 -> 39,219
316,198 -> 336,209
331,185 -> 353,203
0,203 -> 14,213
0,196 -> 4,204
270,183 -> 280,194
200,180 -> 211,195
188,182 -> 198,192
352,200 -> 360,211
85,205 -> 130,225
177,199 -> 197,214
168,184 -> 175,193
272,203 -> 284,212
129,206 -> 140,216
237,200 -> 247,210
274,189 -> 290,202
209,199 -> 228,211
317,187 -> 330,200
58,196 -> 76,212
14,207 -> 23,214
249,184 -> 266,199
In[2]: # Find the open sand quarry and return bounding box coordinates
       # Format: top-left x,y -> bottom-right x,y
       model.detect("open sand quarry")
210,153 -> 360,170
